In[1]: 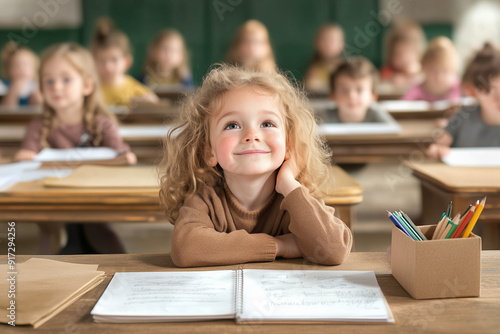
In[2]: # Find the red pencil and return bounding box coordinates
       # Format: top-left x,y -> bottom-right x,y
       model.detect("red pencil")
451,204 -> 477,238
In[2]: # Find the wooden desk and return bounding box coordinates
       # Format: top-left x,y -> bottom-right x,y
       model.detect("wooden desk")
0,103 -> 179,125
2,251 -> 499,334
0,165 -> 362,253
326,119 -> 438,164
408,161 -> 500,248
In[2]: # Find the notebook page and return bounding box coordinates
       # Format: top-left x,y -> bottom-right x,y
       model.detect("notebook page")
91,271 -> 236,322
238,270 -> 393,323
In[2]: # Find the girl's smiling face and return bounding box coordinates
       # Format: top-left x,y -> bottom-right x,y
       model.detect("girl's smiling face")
208,86 -> 287,177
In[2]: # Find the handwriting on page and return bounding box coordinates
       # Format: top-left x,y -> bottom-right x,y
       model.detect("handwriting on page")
241,270 -> 389,320
93,271 -> 235,317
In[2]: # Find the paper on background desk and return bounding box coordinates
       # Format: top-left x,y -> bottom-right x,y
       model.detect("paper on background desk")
43,165 -> 159,188
0,258 -> 105,328
34,147 -> 120,162
442,147 -> 500,167
0,161 -> 72,190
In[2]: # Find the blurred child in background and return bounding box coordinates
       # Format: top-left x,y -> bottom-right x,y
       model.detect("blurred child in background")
304,24 -> 344,92
380,19 -> 426,86
15,43 -> 136,254
427,42 -> 500,159
328,56 -> 379,123
142,29 -> 193,89
226,20 -> 276,73
91,17 -> 158,106
0,42 -> 42,106
402,37 -> 461,102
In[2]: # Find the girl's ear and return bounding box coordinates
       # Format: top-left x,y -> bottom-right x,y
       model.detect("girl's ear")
285,148 -> 292,160
83,79 -> 94,97
125,55 -> 133,71
205,145 -> 218,167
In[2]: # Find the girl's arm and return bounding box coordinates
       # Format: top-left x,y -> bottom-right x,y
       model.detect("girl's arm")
276,158 -> 353,265
28,88 -> 43,105
171,193 -> 277,268
1,80 -> 25,107
98,116 -> 137,164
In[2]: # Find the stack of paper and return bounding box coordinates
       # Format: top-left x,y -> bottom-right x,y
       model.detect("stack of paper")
0,258 -> 105,328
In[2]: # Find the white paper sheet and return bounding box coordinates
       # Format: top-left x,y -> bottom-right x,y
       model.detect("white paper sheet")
91,271 -> 236,322
238,270 -> 393,322
0,168 -> 72,190
442,147 -> 500,167
34,148 -> 119,162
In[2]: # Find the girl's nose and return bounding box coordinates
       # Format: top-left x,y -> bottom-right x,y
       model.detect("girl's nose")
244,128 -> 260,142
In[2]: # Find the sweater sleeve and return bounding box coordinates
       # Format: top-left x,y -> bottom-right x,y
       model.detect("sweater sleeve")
280,187 -> 353,265
21,118 -> 43,152
97,116 -> 130,152
171,193 -> 277,268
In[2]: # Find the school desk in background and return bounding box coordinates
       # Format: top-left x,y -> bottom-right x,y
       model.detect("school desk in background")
406,161 -> 500,249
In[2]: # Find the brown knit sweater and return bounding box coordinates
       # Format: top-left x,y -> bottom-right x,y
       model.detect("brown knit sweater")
171,184 -> 353,267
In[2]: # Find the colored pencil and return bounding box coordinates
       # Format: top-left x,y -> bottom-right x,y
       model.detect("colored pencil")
432,214 -> 447,240
462,197 -> 487,238
452,206 -> 476,238
387,210 -> 413,239
444,212 -> 461,239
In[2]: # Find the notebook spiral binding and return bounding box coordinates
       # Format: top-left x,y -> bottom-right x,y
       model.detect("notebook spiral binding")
235,267 -> 244,319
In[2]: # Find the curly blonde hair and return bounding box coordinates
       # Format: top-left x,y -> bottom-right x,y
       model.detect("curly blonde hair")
38,43 -> 116,148
159,64 -> 332,222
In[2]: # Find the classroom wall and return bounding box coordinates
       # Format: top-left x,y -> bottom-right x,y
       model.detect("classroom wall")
0,0 -> 453,84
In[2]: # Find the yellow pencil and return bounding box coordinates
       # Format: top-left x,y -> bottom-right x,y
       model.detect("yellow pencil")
462,197 -> 487,238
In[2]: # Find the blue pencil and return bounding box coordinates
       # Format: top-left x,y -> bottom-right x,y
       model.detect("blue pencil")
387,210 -> 413,239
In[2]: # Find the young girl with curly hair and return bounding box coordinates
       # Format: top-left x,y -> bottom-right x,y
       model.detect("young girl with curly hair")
160,64 -> 352,267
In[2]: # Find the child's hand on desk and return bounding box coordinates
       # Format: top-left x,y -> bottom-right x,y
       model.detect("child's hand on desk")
125,152 -> 137,165
14,149 -> 36,161
274,233 -> 302,259
426,143 -> 450,160
275,154 -> 301,197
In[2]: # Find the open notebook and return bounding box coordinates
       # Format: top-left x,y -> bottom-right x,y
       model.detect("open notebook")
442,147 -> 500,167
91,269 -> 394,324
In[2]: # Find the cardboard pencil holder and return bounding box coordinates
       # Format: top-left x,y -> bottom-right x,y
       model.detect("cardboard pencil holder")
391,224 -> 481,300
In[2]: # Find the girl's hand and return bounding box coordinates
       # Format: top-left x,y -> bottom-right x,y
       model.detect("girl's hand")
14,149 -> 37,162
125,152 -> 137,165
275,154 -> 301,197
274,233 -> 302,259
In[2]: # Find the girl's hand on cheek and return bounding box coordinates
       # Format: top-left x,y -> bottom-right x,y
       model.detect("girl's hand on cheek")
275,154 -> 301,197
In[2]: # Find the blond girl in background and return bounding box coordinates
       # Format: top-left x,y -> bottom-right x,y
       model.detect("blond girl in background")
402,37 -> 461,102
142,29 -> 193,88
304,24 -> 345,92
0,42 -> 42,106
226,20 -> 276,73
15,43 -> 136,253
380,19 -> 426,86
91,18 -> 158,106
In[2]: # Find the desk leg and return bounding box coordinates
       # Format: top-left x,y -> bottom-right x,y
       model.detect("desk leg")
334,205 -> 355,251
336,206 -> 353,230
38,223 -> 62,254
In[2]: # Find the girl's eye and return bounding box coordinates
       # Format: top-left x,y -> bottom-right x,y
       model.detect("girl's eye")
224,122 -> 240,130
63,77 -> 72,83
261,121 -> 276,128
44,79 -> 54,85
